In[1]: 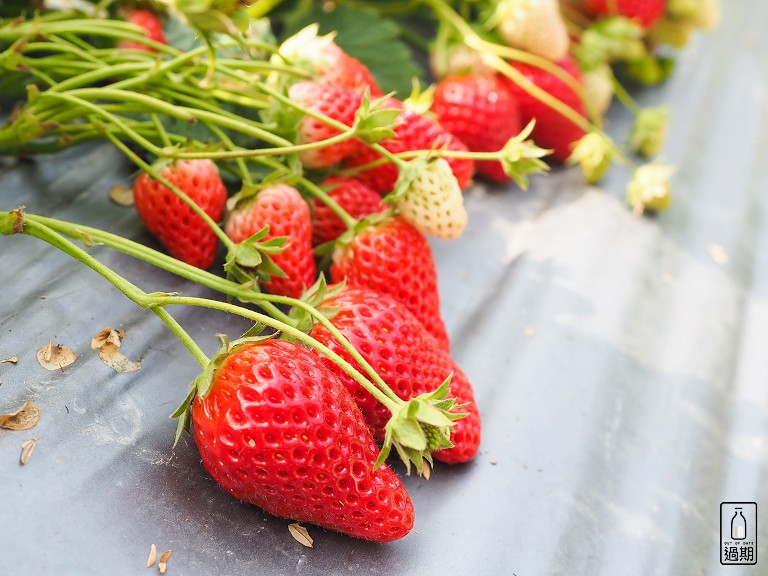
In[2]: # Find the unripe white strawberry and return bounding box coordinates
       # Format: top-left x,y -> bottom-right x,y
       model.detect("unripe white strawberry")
493,0 -> 570,62
395,159 -> 467,240
581,64 -> 615,118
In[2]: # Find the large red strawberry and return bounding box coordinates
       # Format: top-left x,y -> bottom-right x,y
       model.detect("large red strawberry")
311,177 -> 386,246
225,184 -> 315,298
119,9 -> 167,52
330,215 -> 450,351
345,106 -> 475,193
133,159 -> 227,269
274,25 -> 382,95
288,82 -> 364,170
191,338 -> 415,541
500,55 -> 587,162
431,74 -> 521,182
309,286 -> 481,464
586,0 -> 667,28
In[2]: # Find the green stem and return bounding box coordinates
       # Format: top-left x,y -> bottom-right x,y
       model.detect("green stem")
23,212 -> 401,404
153,294 -> 400,412
5,213 -> 209,366
2,209 -> 400,411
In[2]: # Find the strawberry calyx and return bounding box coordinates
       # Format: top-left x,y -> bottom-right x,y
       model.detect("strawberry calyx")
352,91 -> 402,145
288,275 -> 346,333
224,223 -> 289,286
626,163 -> 675,215
566,132 -> 615,184
497,120 -> 552,189
376,375 -> 468,476
172,331 -> 276,445
628,106 -> 669,158
573,17 -> 648,72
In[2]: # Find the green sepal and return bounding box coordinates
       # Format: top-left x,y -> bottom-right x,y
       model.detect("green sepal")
287,274 -> 345,333
170,329 -> 275,446
353,91 -> 401,145
566,132 -> 615,184
499,121 -> 551,189
383,158 -> 425,204
376,373 -> 468,477
573,17 -> 647,71
628,107 -> 669,158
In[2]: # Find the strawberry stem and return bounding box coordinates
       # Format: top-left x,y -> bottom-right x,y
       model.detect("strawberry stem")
20,211 -> 403,406
5,212 -> 210,367
1,208 -> 400,411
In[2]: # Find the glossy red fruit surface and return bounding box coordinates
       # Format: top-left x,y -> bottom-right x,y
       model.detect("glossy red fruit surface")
191,339 -> 415,541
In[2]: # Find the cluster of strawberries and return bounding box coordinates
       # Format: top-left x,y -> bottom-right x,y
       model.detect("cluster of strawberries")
129,20 -> 484,542
124,0 -> 716,542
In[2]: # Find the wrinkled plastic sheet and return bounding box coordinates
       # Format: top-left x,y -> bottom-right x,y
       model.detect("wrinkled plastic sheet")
1,5 -> 768,575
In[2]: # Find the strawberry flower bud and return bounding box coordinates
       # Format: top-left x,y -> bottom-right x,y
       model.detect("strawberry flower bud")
626,164 -> 675,215
566,132 -> 614,184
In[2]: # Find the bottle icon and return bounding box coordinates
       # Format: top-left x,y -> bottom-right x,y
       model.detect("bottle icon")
731,508 -> 747,540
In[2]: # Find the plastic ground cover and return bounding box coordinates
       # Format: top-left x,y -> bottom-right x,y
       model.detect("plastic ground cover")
1,5 -> 767,574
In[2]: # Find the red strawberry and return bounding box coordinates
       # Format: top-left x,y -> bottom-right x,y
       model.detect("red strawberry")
191,338 -> 415,541
431,74 -> 521,182
288,82 -> 364,169
133,159 -> 226,269
500,55 -> 587,162
311,177 -> 386,246
345,106 -> 475,193
225,184 -> 316,298
586,0 -> 667,28
330,215 -> 450,351
119,9 -> 167,52
310,286 -> 481,464
275,25 -> 382,96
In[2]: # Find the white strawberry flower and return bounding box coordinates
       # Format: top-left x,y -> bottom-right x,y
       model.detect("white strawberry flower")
395,159 -> 467,240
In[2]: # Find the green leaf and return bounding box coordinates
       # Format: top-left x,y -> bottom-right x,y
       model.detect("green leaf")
276,3 -> 424,97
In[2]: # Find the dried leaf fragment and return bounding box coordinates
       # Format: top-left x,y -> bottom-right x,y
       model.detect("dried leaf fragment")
288,523 -> 314,548
91,327 -> 124,350
0,401 -> 40,430
91,328 -> 141,373
20,438 -> 36,464
1,356 -> 19,364
158,550 -> 171,574
146,544 -> 157,568
36,341 -> 76,371
110,184 -> 134,207
98,343 -> 141,373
